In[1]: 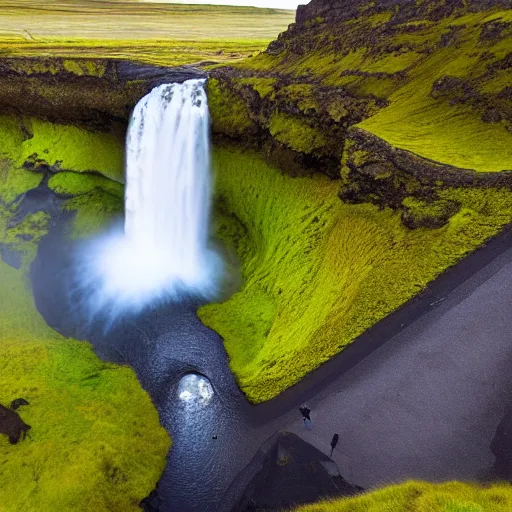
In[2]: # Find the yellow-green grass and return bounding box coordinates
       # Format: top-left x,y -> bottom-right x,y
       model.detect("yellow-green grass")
0,209 -> 51,268
230,9 -> 512,173
357,40 -> 512,172
292,481 -> 512,512
0,1 -> 294,66
48,171 -> 124,198
198,147 -> 512,403
47,171 -> 125,239
0,261 -> 170,512
0,115 -> 124,184
0,38 -> 270,67
61,187 -> 124,240
0,115 -> 169,510
269,112 -> 327,154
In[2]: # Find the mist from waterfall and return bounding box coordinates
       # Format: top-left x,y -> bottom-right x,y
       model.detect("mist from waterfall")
73,79 -> 222,323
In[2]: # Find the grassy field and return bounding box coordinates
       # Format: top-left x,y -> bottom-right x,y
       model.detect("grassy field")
0,202 -> 168,511
293,481 -> 512,512
0,0 -> 294,65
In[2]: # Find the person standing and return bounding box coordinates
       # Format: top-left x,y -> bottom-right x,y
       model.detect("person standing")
299,404 -> 313,430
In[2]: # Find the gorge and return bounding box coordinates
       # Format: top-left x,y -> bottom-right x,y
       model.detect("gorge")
1,0 -> 512,511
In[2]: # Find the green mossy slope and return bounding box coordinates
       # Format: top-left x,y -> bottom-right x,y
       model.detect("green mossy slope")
48,171 -> 125,239
292,481 -> 512,512
0,118 -> 169,511
199,147 -> 512,402
0,261 -> 170,512
20,118 -> 124,181
208,1 -> 512,179
48,171 -> 124,197
0,115 -> 124,183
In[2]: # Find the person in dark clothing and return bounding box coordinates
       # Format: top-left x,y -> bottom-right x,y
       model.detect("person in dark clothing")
330,433 -> 339,457
299,404 -> 313,430
299,405 -> 311,421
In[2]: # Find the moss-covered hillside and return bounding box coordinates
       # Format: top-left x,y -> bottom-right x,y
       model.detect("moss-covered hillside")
208,0 -> 512,206
201,0 -> 512,402
292,480 -> 512,512
199,148 -> 512,402
0,113 -> 167,510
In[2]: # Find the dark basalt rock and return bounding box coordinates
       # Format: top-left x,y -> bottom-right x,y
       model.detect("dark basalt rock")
480,19 -> 512,43
0,400 -> 31,445
229,432 -> 362,512
10,398 -> 30,411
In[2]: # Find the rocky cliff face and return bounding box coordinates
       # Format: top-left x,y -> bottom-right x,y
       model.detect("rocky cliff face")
295,0 -> 512,25
208,0 -> 512,227
0,58 -> 205,129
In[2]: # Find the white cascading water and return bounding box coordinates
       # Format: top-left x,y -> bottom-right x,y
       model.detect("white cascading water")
75,79 -> 222,320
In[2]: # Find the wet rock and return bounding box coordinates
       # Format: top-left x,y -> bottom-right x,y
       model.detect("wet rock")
0,401 -> 31,445
0,244 -> 22,269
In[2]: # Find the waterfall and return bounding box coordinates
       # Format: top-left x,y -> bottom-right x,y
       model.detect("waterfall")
125,80 -> 213,287
74,79 -> 222,320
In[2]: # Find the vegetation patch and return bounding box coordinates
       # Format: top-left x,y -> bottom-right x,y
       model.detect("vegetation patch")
63,188 -> 124,239
238,77 -> 277,99
269,113 -> 327,154
0,260 -> 170,512
0,115 -> 124,183
0,123 -> 169,510
48,172 -> 124,198
19,118 -> 124,182
207,78 -> 257,138
401,196 -> 461,229
199,147 -> 512,403
293,480 -> 512,511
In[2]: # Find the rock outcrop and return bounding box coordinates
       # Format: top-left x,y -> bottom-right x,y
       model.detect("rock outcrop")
295,0 -> 512,25
0,58 -> 205,129
0,401 -> 30,445
227,432 -> 361,511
